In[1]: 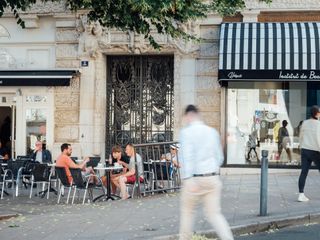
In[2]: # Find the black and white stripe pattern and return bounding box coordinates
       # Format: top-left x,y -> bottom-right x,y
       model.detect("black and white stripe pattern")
219,22 -> 320,70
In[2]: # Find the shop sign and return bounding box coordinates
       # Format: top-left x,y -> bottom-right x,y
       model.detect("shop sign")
219,70 -> 320,81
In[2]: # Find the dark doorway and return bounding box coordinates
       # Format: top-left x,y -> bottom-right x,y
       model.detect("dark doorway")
106,55 -> 174,154
0,107 -> 12,158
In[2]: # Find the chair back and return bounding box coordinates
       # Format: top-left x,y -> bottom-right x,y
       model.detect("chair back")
0,163 -> 4,181
55,166 -> 70,186
7,159 -> 26,178
87,157 -> 100,168
22,160 -> 37,175
16,156 -> 32,161
69,168 -> 86,188
32,164 -> 50,182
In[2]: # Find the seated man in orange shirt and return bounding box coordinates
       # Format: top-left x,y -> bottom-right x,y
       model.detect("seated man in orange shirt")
56,143 -> 92,185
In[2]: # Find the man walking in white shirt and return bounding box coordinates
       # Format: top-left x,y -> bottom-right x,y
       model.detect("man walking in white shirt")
179,105 -> 233,240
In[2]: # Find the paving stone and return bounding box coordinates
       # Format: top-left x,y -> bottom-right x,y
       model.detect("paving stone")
1,172 -> 320,239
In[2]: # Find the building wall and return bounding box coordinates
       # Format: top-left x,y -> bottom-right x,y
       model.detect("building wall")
2,0 -> 320,159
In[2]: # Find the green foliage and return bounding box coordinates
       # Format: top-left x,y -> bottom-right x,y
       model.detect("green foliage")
0,0 -> 272,49
0,0 -> 38,28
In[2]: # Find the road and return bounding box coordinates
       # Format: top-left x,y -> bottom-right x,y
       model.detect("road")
236,224 -> 320,240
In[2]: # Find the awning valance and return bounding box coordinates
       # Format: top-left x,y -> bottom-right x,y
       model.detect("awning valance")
218,22 -> 320,82
0,69 -> 78,86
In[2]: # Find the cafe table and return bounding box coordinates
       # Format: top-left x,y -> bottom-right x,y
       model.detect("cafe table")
93,165 -> 123,202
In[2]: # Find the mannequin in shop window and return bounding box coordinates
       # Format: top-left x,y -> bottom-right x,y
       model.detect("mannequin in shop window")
246,130 -> 259,163
294,121 -> 303,137
278,120 -> 292,162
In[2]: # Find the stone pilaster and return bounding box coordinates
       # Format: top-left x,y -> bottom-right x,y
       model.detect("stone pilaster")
53,15 -> 81,158
93,54 -> 107,158
242,10 -> 260,22
194,24 -> 221,130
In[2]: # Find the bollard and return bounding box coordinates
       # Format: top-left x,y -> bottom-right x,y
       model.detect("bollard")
260,150 -> 268,216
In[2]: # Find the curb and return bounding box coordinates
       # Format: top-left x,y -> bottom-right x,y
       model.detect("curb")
232,213 -> 320,236
154,212 -> 320,239
0,214 -> 19,221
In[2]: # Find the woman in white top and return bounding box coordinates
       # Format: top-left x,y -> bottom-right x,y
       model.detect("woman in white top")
298,105 -> 320,202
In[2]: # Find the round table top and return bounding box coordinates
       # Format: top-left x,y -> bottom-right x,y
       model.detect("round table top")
94,165 -> 123,170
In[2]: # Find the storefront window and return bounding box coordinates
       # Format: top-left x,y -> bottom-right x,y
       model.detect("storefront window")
26,108 -> 47,155
226,82 -> 320,166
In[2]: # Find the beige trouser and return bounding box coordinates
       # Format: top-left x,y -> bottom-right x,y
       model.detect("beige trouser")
179,176 -> 234,240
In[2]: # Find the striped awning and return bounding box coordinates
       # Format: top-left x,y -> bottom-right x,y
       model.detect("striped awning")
218,22 -> 320,82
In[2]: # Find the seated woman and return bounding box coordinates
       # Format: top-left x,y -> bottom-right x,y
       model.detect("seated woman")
103,145 -> 129,194
162,144 -> 180,167
158,144 -> 180,180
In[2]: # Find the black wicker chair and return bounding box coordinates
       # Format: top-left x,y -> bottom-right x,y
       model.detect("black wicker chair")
29,164 -> 51,199
55,166 -> 73,204
0,163 -> 13,199
69,168 -> 103,204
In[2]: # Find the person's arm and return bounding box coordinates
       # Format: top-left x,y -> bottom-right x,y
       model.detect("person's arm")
317,123 -> 320,150
66,157 -> 88,169
179,128 -> 195,179
118,160 -> 129,169
46,150 -> 52,163
3,153 -> 9,160
79,157 -> 90,170
30,151 -> 36,160
172,159 -> 180,168
122,167 -> 135,177
299,122 -> 305,146
165,153 -> 172,161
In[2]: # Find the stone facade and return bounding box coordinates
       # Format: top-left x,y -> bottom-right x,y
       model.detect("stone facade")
3,0 -> 320,158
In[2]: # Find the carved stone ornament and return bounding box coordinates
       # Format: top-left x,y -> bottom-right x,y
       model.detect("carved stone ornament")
0,48 -> 16,69
77,14 -> 199,55
77,16 -> 102,59
26,2 -> 68,14
167,36 -> 199,56
245,0 -> 320,9
0,25 -> 10,38
56,29 -> 80,42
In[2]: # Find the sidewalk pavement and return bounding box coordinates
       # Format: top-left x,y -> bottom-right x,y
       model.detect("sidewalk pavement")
1,170 -> 320,240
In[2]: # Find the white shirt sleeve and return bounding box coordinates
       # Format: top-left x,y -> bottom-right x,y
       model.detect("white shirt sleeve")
317,122 -> 320,150
179,128 -> 195,179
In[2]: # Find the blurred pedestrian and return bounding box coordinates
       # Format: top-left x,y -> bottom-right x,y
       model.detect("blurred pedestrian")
179,105 -> 234,240
298,106 -> 320,202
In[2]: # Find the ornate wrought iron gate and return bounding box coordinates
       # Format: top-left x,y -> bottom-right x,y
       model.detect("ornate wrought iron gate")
106,56 -> 174,154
